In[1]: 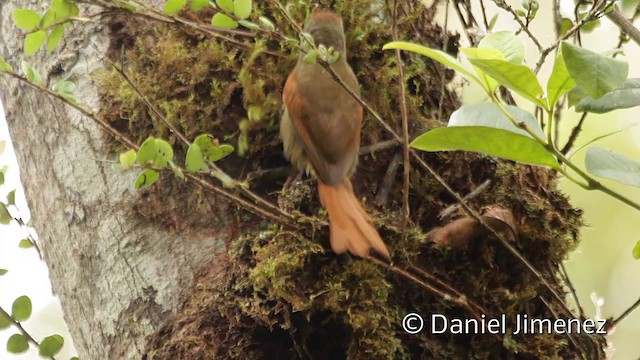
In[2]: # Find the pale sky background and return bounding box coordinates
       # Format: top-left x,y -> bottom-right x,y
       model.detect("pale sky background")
0,0 -> 639,359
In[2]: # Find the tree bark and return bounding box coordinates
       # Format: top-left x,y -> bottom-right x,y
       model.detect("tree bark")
0,1 -> 230,358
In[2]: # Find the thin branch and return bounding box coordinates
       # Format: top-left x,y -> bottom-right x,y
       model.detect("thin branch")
490,0 -> 543,52
0,306 -> 55,360
560,262 -> 585,319
607,9 -> 640,47
610,296 -> 640,328
561,112 -> 588,154
438,179 -> 491,218
391,0 -> 412,241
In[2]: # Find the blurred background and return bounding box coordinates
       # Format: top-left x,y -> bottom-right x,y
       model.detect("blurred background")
0,0 -> 639,358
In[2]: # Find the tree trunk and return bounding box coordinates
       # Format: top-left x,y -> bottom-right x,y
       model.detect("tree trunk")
1,1 -> 230,358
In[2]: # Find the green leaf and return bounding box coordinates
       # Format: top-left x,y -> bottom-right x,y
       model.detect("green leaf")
585,146 -> 640,187
163,0 -> 186,15
478,31 -> 524,64
21,61 -> 44,86
6,334 -> 29,354
303,50 -> 318,64
411,127 -> 559,169
547,52 -> 576,108
574,78 -> 640,113
468,58 -> 547,109
238,20 -> 259,30
137,137 -> 158,165
215,0 -> 234,12
561,41 -> 629,99
0,203 -> 11,225
186,143 -> 205,173
19,239 -> 33,248
13,9 -> 41,31
39,334 -> 64,357
383,41 -> 479,83
24,30 -> 47,56
488,14 -> 498,31
119,149 -> 136,168
189,0 -> 209,10
211,13 -> 238,29
47,25 -> 64,52
0,269 -> 8,276
209,144 -> 234,162
259,16 -> 275,31
0,57 -> 12,72
7,190 -> 16,206
0,309 -> 10,330
52,80 -> 77,102
153,139 -> 174,169
448,102 -> 544,139
459,47 -> 504,93
633,239 -> 640,260
0,172 -> 4,186
560,18 -> 573,36
134,169 -> 160,189
233,0 -> 251,19
168,161 -> 185,180
12,296 -> 32,322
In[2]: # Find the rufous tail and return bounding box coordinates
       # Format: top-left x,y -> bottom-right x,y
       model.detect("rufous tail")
317,180 -> 390,259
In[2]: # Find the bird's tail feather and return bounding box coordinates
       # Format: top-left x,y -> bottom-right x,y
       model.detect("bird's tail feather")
317,180 -> 390,259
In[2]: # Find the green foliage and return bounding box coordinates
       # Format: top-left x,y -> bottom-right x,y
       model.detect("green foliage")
233,0 -> 252,19
24,31 -> 47,56
633,240 -> 640,260
52,80 -> 78,102
119,149 -> 137,168
20,62 -> 43,86
215,0 -> 233,12
0,204 -> 11,225
18,239 -> 33,248
39,334 -> 64,357
546,52 -> 575,108
135,169 -> 160,189
188,0 -> 209,11
211,13 -> 237,29
185,143 -> 204,172
585,147 -> 640,187
561,41 -> 628,99
0,269 -> 8,277
137,137 -> 159,165
11,296 -> 32,322
574,79 -> 640,113
478,31 -> 524,64
6,334 -> 29,354
47,25 -> 64,52
12,10 -> 41,31
7,190 -> 16,206
163,0 -> 186,15
0,57 -> 13,72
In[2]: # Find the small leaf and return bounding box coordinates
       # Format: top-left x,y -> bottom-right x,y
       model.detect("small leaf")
52,80 -> 76,101
488,14 -> 498,30
384,41 -> 479,83
233,0 -> 251,19
21,61 -> 44,86
19,239 -> 33,248
460,47 -> 504,93
137,137 -> 158,165
39,334 -> 64,357
585,146 -> 640,187
163,0 -> 186,15
6,334 -> 29,354
24,30 -> 47,56
258,16 -> 275,31
0,172 -> 4,186
7,190 -> 16,206
561,41 -> 628,99
633,240 -> 640,260
0,203 -> 11,225
238,20 -> 259,30
134,169 -> 160,189
303,50 -> 318,64
168,161 -> 185,180
478,31 -> 524,64
547,52 -> 576,108
12,296 -> 32,322
0,57 -> 12,72
215,0 -> 234,12
0,269 -> 8,276
411,127 -> 559,169
575,78 -> 640,113
47,25 -> 64,52
186,143 -> 205,173
560,18 -> 573,36
209,144 -> 234,162
13,9 -> 41,31
0,309 -> 10,330
189,0 -> 209,10
211,13 -> 238,29
211,169 -> 235,188
119,149 -> 136,168
468,58 -> 547,109
153,139 -> 174,169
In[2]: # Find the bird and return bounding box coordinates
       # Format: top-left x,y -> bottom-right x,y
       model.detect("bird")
280,9 -> 391,260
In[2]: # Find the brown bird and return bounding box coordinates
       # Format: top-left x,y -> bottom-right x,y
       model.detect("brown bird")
280,10 -> 390,259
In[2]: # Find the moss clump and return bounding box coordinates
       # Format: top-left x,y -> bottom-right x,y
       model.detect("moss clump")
96,0 -> 604,358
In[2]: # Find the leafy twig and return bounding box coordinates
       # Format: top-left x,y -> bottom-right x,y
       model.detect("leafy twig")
0,306 -> 55,360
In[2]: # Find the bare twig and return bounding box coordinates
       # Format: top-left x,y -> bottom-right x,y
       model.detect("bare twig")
359,139 -> 398,155
438,179 -> 491,218
374,153 -> 402,207
610,296 -> 640,328
607,9 -> 640,47
561,112 -> 588,154
391,0 -> 412,240
560,262 -> 585,319
490,0 -> 543,52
